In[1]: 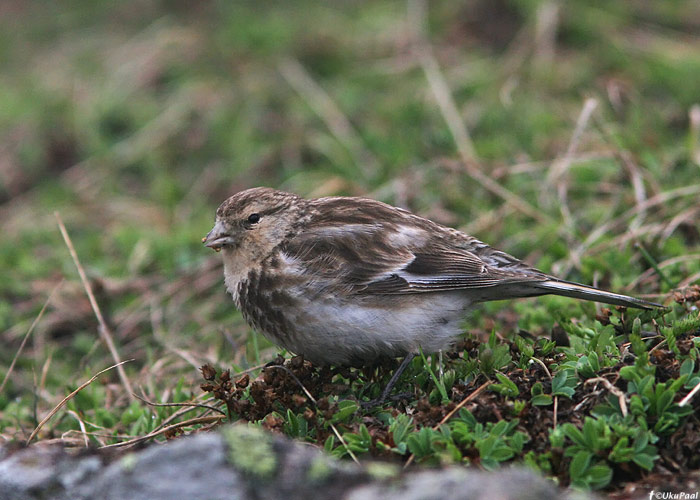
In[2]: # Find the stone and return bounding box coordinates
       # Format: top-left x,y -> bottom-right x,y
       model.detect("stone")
0,425 -> 585,500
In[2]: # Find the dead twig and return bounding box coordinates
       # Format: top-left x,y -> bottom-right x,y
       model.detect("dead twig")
66,410 -> 90,447
407,0 -> 550,224
678,272 -> 700,289
99,415 -> 225,449
585,377 -> 627,417
689,104 -> 700,166
408,0 -> 476,163
679,378 -> 700,408
278,58 -> 379,180
530,357 -> 552,380
564,184 -> 700,276
0,281 -> 62,394
625,253 -> 700,291
149,398 -> 216,435
533,1 -> 559,66
619,151 -> 649,232
529,357 -> 558,428
133,392 -> 226,416
26,360 -> 134,444
55,212 -> 135,401
547,97 -> 598,241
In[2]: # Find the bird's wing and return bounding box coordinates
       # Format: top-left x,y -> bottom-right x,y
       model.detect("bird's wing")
361,248 -> 548,294
280,198 -> 549,296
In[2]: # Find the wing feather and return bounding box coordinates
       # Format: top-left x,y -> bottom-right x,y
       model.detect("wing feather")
281,198 -> 550,296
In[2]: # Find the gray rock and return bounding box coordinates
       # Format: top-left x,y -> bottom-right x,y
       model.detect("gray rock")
0,445 -> 65,500
71,433 -> 246,500
347,467 -> 562,500
0,425 -> 583,500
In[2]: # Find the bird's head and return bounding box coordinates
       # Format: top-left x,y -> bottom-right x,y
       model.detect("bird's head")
203,187 -> 303,261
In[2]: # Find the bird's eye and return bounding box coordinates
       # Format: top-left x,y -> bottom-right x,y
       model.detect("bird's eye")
247,213 -> 261,224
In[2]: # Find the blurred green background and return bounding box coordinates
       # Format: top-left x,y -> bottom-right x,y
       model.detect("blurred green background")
1,0 -> 699,449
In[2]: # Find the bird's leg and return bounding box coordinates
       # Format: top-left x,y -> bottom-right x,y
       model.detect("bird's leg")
361,352 -> 416,408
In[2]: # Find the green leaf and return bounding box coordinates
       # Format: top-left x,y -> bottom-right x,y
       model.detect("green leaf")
331,400 -> 358,423
619,365 -> 639,382
323,435 -> 335,453
531,394 -> 553,406
562,423 -> 586,448
360,423 -> 371,442
284,409 -> 308,438
680,359 -> 695,378
451,422 -> 474,447
551,370 -> 576,398
491,372 -> 519,398
343,424 -> 372,454
509,431 -> 528,454
419,350 -> 449,403
569,450 -> 593,478
406,427 -> 436,459
476,435 -> 514,470
629,394 -> 646,416
609,436 -> 633,462
632,452 -> 656,471
633,432 -> 649,452
582,418 -> 598,448
651,386 -> 674,416
389,413 -> 413,445
458,409 -> 477,427
586,464 -> 613,489
549,427 -> 565,449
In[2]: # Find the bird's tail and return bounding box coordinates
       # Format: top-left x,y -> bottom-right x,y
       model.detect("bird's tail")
533,279 -> 663,310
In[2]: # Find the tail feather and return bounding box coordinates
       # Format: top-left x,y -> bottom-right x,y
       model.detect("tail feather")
534,280 -> 662,310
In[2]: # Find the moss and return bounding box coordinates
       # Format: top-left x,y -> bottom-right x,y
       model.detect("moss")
119,453 -> 138,472
222,425 -> 277,479
366,462 -> 399,481
307,456 -> 333,483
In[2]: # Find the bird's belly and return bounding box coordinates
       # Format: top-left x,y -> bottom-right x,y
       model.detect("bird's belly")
245,291 -> 472,365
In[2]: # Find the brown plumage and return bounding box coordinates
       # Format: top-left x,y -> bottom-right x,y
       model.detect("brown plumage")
204,187 -> 661,366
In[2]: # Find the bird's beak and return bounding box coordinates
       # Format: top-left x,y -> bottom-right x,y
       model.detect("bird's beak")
202,221 -> 234,252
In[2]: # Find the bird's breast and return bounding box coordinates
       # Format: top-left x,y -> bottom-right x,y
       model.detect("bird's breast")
235,268 -> 303,347
236,270 -> 472,364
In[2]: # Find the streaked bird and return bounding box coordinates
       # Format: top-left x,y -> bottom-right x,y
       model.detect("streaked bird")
204,187 -> 661,403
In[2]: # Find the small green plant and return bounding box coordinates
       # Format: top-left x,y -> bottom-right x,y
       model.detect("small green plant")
622,373 -> 694,435
406,427 -> 438,462
575,352 -> 601,379
283,409 -> 309,439
451,410 -> 529,470
490,372 -> 519,398
339,424 -> 372,456
562,416 -> 658,489
384,413 -> 414,455
680,359 -> 700,389
479,331 -> 513,375
530,382 -> 553,406
567,449 -> 613,490
419,350 -> 450,403
330,400 -> 359,424
550,369 -> 577,398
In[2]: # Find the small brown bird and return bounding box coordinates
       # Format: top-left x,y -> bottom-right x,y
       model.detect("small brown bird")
203,187 -> 660,397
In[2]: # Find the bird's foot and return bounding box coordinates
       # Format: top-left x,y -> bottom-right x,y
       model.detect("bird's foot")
360,391 -> 413,409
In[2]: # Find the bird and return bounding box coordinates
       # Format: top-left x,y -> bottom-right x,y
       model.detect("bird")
203,187 -> 661,402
